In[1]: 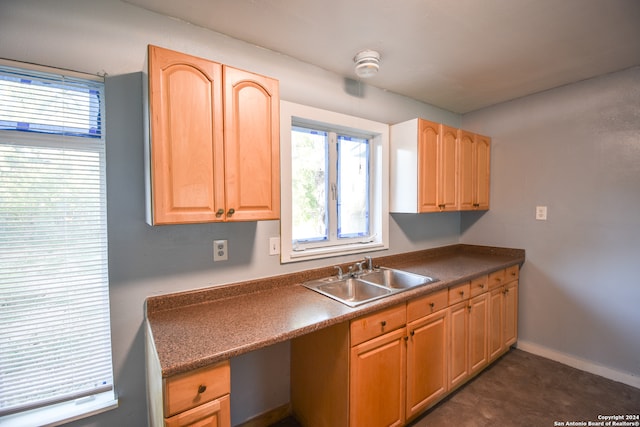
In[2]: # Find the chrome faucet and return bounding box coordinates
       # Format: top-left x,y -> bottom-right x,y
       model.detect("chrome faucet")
333,265 -> 344,280
364,256 -> 373,272
349,260 -> 366,277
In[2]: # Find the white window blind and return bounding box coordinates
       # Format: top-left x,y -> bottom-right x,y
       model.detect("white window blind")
0,63 -> 117,426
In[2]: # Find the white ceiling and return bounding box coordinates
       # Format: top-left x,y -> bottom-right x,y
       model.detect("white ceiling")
125,0 -> 640,113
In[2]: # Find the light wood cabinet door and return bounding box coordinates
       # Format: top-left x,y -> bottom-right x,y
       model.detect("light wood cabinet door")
148,45 -> 225,224
406,308 -> 448,419
439,124 -> 458,211
457,130 -> 475,210
503,280 -> 518,347
417,119 -> 440,212
416,120 -> 457,212
474,134 -> 491,210
448,301 -> 469,390
468,293 -> 489,375
488,286 -> 504,361
458,130 -> 490,210
350,327 -> 406,427
223,66 -> 280,221
165,395 -> 230,427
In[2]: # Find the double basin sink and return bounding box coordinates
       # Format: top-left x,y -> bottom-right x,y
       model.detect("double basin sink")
303,267 -> 438,307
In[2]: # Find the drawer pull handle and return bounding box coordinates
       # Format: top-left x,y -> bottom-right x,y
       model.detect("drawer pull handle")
479,283 -> 485,288
459,291 -> 464,296
381,320 -> 387,327
429,302 -> 435,309
197,384 -> 207,394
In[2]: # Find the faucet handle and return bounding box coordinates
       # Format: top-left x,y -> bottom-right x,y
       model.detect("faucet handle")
333,265 -> 343,280
364,256 -> 373,271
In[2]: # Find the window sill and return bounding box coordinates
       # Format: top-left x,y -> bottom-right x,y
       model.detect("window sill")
0,391 -> 118,427
286,241 -> 387,263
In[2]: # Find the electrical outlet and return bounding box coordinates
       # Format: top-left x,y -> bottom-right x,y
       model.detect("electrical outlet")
213,239 -> 228,261
535,206 -> 548,221
269,237 -> 280,256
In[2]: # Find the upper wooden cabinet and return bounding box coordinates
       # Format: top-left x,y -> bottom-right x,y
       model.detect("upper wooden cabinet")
146,45 -> 280,225
458,130 -> 490,210
390,118 -> 490,213
391,119 -> 457,213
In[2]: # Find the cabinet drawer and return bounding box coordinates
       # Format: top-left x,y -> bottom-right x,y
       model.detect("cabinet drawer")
351,304 -> 406,347
488,269 -> 506,289
470,275 -> 489,297
407,289 -> 448,322
165,394 -> 230,427
164,361 -> 230,417
448,282 -> 471,305
505,265 -> 519,283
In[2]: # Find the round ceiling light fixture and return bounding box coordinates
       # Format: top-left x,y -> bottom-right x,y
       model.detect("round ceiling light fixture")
353,49 -> 381,78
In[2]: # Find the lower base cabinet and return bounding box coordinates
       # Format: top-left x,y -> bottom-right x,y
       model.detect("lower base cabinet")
448,300 -> 469,390
406,306 -> 448,418
489,266 -> 519,362
291,265 -> 518,427
468,292 -> 489,376
146,323 -> 231,427
350,328 -> 406,427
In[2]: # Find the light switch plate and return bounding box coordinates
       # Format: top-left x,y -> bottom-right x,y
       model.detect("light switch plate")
269,237 -> 280,256
535,206 -> 548,220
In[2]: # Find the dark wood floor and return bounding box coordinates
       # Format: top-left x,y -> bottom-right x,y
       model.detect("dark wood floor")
272,349 -> 640,426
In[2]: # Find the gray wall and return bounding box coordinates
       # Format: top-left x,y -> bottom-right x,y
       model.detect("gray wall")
1,1 -> 461,426
461,67 -> 640,380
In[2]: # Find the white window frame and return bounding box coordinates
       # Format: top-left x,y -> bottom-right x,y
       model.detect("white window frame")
0,60 -> 117,426
280,100 -> 389,263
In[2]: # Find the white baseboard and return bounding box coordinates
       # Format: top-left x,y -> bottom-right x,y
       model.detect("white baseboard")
516,340 -> 640,390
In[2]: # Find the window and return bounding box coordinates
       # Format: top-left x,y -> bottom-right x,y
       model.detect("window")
281,101 -> 389,262
0,62 -> 117,426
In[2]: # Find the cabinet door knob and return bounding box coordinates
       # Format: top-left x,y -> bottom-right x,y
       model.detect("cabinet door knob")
227,208 -> 235,217
381,320 -> 387,327
459,291 -> 465,296
197,384 -> 207,394
215,209 -> 224,218
479,283 -> 485,289
429,302 -> 435,309
410,330 -> 415,336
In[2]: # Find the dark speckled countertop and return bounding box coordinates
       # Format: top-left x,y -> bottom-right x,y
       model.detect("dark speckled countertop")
146,244 -> 525,377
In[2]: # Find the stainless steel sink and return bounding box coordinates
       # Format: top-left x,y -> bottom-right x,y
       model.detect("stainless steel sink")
307,277 -> 393,307
303,267 -> 438,307
359,267 -> 437,290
